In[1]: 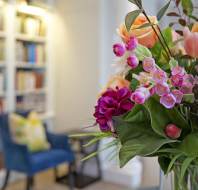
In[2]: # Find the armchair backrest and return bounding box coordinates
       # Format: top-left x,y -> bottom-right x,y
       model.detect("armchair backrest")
0,112 -> 30,169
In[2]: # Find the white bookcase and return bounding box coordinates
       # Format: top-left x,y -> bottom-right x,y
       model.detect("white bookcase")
2,0 -> 55,120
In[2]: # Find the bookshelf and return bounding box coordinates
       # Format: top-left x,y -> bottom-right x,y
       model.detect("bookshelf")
1,0 -> 55,119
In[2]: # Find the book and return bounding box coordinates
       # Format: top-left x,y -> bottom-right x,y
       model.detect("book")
16,70 -> 45,91
0,39 -> 5,61
16,41 -> 45,64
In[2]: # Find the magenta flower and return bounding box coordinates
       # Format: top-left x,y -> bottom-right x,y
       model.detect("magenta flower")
125,37 -> 138,51
143,57 -> 156,73
171,74 -> 183,87
94,88 -> 134,132
113,43 -> 125,57
131,87 -> 150,104
172,90 -> 183,104
171,66 -> 185,76
180,83 -> 193,94
160,93 -> 176,109
153,69 -> 167,84
180,74 -> 195,94
127,55 -> 139,69
155,83 -> 170,96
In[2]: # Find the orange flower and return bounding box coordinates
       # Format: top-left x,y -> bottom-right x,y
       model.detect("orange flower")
106,76 -> 130,89
183,24 -> 198,58
118,14 -> 158,48
99,76 -> 130,97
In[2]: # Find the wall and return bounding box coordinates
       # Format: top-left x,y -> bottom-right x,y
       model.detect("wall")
53,0 -> 101,131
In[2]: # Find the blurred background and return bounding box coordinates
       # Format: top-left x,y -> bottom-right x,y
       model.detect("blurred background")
0,0 -> 170,190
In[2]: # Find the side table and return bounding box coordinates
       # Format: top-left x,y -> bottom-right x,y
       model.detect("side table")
55,130 -> 102,188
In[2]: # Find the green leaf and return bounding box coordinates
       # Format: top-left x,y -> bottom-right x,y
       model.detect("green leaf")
181,0 -> 193,15
145,97 -> 189,137
135,23 -> 154,30
81,139 -> 118,161
125,10 -> 143,31
167,153 -> 183,174
130,78 -> 139,91
180,157 -> 194,183
179,133 -> 198,156
158,156 -> 171,174
128,0 -> 142,7
135,44 -> 152,61
123,104 -> 149,123
183,94 -> 195,103
157,1 -> 171,20
119,133 -> 177,168
169,58 -> 178,69
114,117 -> 177,167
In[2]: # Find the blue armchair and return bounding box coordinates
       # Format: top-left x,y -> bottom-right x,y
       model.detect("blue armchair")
0,113 -> 75,190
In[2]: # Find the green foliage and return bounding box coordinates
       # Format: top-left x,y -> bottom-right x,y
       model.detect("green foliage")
181,0 -> 193,15
125,10 -> 142,31
157,1 -> 171,21
179,133 -> 198,157
113,106 -> 177,168
167,153 -> 183,174
151,27 -> 173,68
145,97 -> 189,137
158,156 -> 172,174
130,78 -> 139,91
179,157 -> 195,183
135,44 -> 152,61
183,94 -> 195,104
169,58 -> 178,70
128,0 -> 142,8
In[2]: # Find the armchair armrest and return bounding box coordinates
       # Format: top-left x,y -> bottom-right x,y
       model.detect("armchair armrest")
47,132 -> 73,152
4,142 -> 31,172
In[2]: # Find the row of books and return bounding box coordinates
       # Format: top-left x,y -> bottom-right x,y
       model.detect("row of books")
16,94 -> 46,113
0,7 -> 4,31
16,71 -> 45,91
0,73 -> 4,93
16,14 -> 46,37
0,39 -> 5,61
0,99 -> 6,114
16,41 -> 45,64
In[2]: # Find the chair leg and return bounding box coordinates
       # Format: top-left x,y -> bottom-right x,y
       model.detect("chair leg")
1,170 -> 10,190
26,176 -> 34,190
68,164 -> 74,190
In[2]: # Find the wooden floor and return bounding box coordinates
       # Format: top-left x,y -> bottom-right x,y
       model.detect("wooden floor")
6,170 -> 126,190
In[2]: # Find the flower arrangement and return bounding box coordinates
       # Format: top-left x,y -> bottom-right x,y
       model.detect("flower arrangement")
79,0 -> 198,189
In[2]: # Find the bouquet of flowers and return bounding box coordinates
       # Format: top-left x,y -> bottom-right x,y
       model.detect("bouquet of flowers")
83,0 -> 198,189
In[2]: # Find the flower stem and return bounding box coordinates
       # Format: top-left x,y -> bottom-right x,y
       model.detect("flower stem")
142,10 -> 171,59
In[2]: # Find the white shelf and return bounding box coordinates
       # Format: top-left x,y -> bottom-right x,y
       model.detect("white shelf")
16,62 -> 46,69
15,33 -> 46,43
15,88 -> 46,96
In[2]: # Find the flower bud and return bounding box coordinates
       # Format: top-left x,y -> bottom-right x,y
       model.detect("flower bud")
127,55 -> 139,69
113,43 -> 125,57
125,37 -> 138,51
165,124 -> 181,139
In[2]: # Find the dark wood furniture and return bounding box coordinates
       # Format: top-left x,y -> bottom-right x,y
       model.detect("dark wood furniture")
0,152 -> 3,169
55,130 -> 102,189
